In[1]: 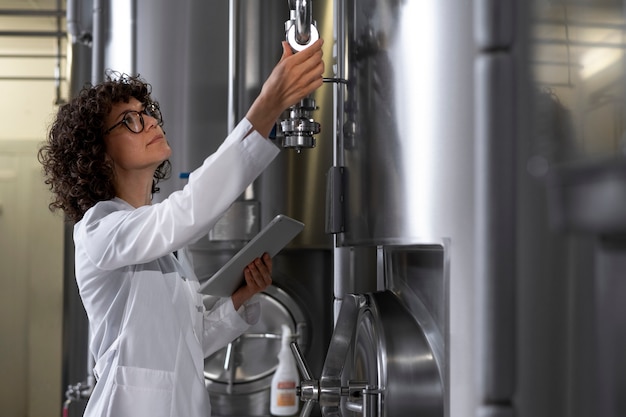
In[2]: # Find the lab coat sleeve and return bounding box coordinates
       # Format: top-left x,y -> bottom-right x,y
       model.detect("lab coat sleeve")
201,296 -> 261,358
76,119 -> 280,270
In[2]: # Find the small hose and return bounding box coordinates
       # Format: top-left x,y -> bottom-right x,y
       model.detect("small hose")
62,398 -> 72,417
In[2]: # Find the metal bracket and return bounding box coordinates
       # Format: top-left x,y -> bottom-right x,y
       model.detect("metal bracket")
325,166 -> 346,234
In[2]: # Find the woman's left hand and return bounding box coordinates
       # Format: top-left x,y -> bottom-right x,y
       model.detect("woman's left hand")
231,253 -> 273,310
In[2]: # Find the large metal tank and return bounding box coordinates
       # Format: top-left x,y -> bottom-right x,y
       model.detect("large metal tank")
330,1 -> 477,416
135,0 -> 334,249
63,0 -> 487,416
134,1 -> 336,416
336,1 -> 475,246
63,1 -> 626,416
330,1 -> 626,416
60,1 -> 335,416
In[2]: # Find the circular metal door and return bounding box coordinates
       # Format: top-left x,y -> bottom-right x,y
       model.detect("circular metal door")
347,291 -> 444,416
203,285 -> 308,395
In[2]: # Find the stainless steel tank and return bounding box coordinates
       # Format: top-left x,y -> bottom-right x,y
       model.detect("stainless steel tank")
327,1 -> 476,415
201,286 -> 309,416
63,1 -> 626,416
293,290 -> 444,417
69,0 -> 477,415
336,1 -> 475,246
133,1 -> 335,416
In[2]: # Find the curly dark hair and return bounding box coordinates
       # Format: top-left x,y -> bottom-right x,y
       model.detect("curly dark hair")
38,73 -> 171,222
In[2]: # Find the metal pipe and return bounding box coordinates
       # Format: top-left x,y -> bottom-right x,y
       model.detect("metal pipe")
531,60 -> 583,68
67,0 -> 79,43
226,0 -> 255,200
0,30 -> 66,37
129,0 -> 137,75
285,0 -> 318,53
0,54 -> 67,58
0,76 -> 68,81
295,0 -> 312,45
0,9 -> 64,16
332,0 -> 348,312
227,0 -> 238,132
91,0 -> 104,83
55,0 -> 64,104
66,0 -> 92,46
533,38 -> 626,48
535,18 -> 626,30
333,0 -> 345,168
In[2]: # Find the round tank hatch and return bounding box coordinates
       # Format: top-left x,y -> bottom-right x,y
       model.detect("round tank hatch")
348,291 -> 444,416
204,285 -> 307,395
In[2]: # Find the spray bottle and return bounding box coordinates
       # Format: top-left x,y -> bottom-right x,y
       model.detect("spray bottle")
270,324 -> 300,416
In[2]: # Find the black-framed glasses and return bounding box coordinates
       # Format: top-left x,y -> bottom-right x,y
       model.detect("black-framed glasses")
104,102 -> 164,135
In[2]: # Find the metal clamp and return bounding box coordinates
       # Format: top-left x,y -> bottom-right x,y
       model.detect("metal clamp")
286,0 -> 319,51
281,0 -> 322,151
279,98 -> 321,152
288,294 -> 382,417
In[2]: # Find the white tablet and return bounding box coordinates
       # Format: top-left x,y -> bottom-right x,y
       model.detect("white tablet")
198,214 -> 305,296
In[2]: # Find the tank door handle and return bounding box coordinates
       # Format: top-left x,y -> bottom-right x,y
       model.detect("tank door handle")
290,340 -> 314,381
289,295 -> 382,417
290,341 -> 318,417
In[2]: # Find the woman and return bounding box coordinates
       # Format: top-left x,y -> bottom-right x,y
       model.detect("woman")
38,39 -> 324,417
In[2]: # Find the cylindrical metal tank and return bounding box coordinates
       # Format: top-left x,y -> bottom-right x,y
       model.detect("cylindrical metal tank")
332,1 -> 476,416
63,1 -> 626,417
336,1 -> 475,247
231,0 -> 335,249
136,0 -> 334,249
133,1 -> 335,416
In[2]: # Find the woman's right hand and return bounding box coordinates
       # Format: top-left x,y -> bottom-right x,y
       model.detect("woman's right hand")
246,38 -> 325,138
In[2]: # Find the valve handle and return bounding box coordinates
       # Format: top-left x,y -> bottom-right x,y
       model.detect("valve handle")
300,399 -> 315,417
290,341 -> 313,381
290,341 -> 317,417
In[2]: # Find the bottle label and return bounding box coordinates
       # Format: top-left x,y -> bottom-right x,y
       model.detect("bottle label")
276,391 -> 296,406
277,381 -> 296,389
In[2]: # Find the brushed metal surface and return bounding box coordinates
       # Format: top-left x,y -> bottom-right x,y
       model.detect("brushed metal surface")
351,291 -> 444,417
338,0 -> 475,246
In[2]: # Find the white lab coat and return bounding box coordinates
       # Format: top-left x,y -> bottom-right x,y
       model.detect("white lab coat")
74,119 -> 280,417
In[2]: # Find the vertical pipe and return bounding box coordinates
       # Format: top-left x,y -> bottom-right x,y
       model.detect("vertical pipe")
63,3 -> 93,414
107,0 -> 135,75
91,0 -> 104,83
227,0 -> 254,200
295,0 -> 312,45
129,0 -> 136,75
331,0 -> 344,320
333,0 -> 344,168
475,53 -> 516,413
55,0 -> 63,104
66,0 -> 79,43
227,0 -> 238,133
70,0 -> 98,404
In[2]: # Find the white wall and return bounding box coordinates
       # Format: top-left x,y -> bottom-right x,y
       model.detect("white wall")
0,1 -> 66,415
0,1 -> 67,140
0,140 -> 64,416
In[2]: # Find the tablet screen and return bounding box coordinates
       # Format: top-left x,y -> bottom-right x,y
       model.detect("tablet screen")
198,214 -> 304,296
